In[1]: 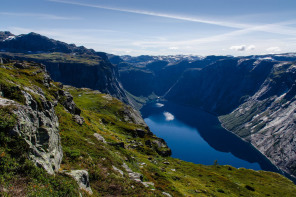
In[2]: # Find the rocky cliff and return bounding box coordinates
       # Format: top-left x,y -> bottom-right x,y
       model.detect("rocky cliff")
220,61 -> 296,177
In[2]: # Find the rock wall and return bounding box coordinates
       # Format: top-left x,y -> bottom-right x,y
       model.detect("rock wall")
220,62 -> 296,177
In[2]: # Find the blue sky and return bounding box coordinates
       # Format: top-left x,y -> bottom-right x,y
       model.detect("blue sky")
1,0 -> 296,56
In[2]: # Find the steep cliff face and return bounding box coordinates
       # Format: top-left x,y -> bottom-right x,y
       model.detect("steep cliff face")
220,62 -> 296,177
43,60 -> 128,103
165,58 -> 276,114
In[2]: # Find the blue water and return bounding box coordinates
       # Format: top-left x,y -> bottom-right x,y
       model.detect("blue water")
141,101 -> 280,172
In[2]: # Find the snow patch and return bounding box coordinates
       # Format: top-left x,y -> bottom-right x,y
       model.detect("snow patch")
4,35 -> 16,41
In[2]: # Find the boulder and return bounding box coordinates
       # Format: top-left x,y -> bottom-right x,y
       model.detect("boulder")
73,115 -> 85,125
93,133 -> 107,144
58,90 -> 81,115
65,170 -> 93,195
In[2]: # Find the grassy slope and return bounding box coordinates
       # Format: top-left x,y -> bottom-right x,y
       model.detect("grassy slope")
0,59 -> 296,196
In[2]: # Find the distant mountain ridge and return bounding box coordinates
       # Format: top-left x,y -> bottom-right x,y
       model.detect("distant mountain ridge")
109,54 -> 230,100
0,31 -> 96,55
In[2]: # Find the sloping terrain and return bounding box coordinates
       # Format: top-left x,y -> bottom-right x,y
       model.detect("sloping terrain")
1,59 -> 296,196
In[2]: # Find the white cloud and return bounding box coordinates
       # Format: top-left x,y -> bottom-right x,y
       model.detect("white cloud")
266,47 -> 281,53
247,45 -> 256,50
230,45 -> 246,51
163,112 -> 174,121
230,44 -> 255,51
169,47 -> 179,50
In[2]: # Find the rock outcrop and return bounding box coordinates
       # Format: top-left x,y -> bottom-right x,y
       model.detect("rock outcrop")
0,89 -> 62,175
0,59 -> 82,175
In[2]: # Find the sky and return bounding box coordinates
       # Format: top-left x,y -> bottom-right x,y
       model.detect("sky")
1,0 -> 296,56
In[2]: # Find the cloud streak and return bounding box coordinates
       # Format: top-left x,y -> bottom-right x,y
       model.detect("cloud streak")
48,0 -> 249,29
0,12 -> 81,20
48,0 -> 296,38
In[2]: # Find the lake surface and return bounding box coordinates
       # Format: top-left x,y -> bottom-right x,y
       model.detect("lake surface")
141,101 -> 279,172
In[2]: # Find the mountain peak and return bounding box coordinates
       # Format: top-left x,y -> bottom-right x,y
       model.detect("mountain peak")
0,31 -> 15,41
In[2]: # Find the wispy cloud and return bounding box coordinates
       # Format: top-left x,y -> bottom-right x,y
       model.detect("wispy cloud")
0,12 -> 81,20
48,0 -> 296,38
48,0 -> 249,29
132,28 -> 252,48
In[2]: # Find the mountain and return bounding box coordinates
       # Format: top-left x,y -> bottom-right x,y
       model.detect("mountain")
1,57 -> 296,196
0,32 -> 128,104
0,32 -> 95,54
